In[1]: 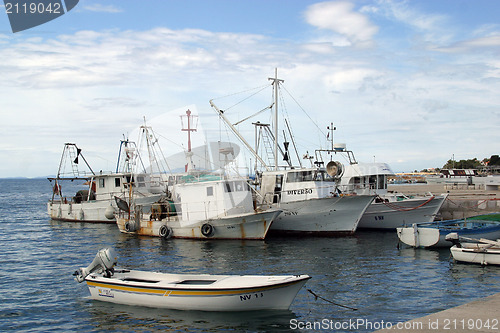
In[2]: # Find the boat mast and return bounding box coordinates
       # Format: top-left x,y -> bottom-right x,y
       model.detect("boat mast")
181,109 -> 197,172
268,68 -> 284,170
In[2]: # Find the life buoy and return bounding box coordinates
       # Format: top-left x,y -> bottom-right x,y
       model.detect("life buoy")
159,225 -> 172,239
201,223 -> 214,237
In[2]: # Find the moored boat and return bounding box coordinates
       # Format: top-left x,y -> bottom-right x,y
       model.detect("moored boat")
332,149 -> 447,229
210,70 -> 375,235
396,213 -> 500,248
446,233 -> 500,265
74,248 -> 311,311
47,142 -> 163,223
116,178 -> 282,239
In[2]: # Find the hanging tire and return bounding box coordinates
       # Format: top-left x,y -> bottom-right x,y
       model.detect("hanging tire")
159,225 -> 172,239
125,221 -> 137,232
201,223 -> 214,237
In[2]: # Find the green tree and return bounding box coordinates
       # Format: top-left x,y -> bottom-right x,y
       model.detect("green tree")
490,155 -> 500,165
442,158 -> 481,169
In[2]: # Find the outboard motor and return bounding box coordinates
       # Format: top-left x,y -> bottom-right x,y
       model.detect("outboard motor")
445,233 -> 462,248
73,248 -> 117,283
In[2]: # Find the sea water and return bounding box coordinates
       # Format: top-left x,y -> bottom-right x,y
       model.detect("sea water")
0,178 -> 499,332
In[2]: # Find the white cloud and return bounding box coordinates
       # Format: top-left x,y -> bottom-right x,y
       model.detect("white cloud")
304,1 -> 378,46
0,1 -> 499,177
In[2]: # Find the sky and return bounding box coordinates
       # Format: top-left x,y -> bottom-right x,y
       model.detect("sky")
0,0 -> 499,177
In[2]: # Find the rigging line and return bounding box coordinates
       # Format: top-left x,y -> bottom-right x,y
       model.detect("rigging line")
211,83 -> 271,103
152,127 -> 218,171
233,104 -> 273,126
216,83 -> 272,113
281,84 -> 326,137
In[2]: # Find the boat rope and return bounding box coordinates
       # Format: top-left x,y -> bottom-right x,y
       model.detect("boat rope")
378,195 -> 435,212
445,197 -> 500,209
306,289 -> 358,311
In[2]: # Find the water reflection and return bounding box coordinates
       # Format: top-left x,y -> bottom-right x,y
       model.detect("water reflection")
87,300 -> 297,332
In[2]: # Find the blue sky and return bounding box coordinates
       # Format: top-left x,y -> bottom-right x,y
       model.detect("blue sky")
0,0 -> 499,177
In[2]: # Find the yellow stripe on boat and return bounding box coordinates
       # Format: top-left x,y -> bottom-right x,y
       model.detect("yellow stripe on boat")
86,280 -> 300,297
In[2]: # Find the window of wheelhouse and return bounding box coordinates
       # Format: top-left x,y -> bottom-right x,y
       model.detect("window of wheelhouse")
378,175 -> 386,189
115,178 -> 121,187
207,186 -> 213,196
99,178 -> 105,188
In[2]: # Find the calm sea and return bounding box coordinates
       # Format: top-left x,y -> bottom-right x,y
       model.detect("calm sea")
0,178 -> 499,332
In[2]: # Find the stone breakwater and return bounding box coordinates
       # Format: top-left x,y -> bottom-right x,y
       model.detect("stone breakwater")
387,184 -> 500,220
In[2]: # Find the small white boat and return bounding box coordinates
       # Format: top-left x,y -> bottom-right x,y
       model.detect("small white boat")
446,233 -> 500,265
397,213 -> 500,248
74,248 -> 311,311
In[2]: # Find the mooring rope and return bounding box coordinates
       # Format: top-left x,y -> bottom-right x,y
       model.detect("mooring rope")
307,289 -> 358,311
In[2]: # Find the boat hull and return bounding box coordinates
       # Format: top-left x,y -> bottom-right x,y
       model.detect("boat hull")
397,215 -> 500,248
116,210 -> 281,239
269,195 -> 375,235
47,195 -> 162,224
451,244 -> 500,265
85,270 -> 310,311
358,195 -> 447,229
47,201 -> 116,223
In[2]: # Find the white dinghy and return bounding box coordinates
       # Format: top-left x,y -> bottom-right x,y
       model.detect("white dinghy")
446,233 -> 500,266
74,248 -> 311,311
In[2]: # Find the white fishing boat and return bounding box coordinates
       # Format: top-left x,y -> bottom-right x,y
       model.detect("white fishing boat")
210,70 -> 375,235
74,248 -> 310,311
315,134 -> 448,229
446,233 -> 500,265
397,213 -> 500,248
116,177 -> 282,239
47,142 -> 163,223
116,122 -> 281,240
255,167 -> 375,235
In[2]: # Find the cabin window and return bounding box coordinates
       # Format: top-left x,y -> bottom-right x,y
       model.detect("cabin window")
224,182 -> 232,192
369,176 -> 377,189
115,178 -> 121,187
207,186 -> 213,196
378,175 -> 386,189
99,178 -> 105,188
286,171 -> 313,183
137,176 -> 145,188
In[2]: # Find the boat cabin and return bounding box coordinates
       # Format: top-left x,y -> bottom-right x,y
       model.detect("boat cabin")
257,168 -> 339,205
171,179 -> 254,223
339,162 -> 394,195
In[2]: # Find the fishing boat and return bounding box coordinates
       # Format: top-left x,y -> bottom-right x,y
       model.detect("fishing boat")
314,129 -> 447,229
116,122 -> 281,240
254,167 -> 375,235
74,248 -> 311,311
446,233 -> 500,265
396,213 -> 500,248
210,70 -> 375,235
116,177 -> 282,239
47,142 -> 163,223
